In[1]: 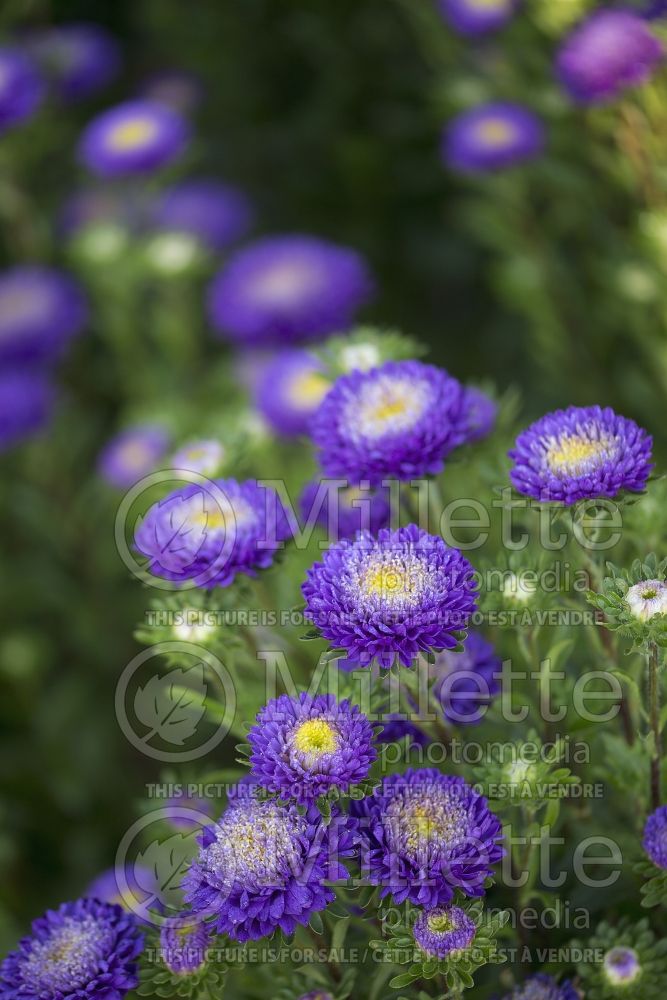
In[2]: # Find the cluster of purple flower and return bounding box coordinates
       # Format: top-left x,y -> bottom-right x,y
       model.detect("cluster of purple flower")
439,5 -> 663,177
0,266 -> 87,453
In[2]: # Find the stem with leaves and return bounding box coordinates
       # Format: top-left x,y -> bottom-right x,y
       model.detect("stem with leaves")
647,642 -> 663,810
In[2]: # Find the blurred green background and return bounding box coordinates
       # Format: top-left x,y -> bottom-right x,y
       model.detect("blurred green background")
1,0 -> 667,951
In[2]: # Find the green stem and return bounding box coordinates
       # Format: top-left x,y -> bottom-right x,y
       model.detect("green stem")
648,643 -> 663,810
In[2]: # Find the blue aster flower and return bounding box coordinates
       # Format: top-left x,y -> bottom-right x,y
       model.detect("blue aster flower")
309,360 -> 469,484
443,102 -> 544,173
159,916 -> 210,975
413,905 -> 476,958
254,350 -> 331,436
171,438 -> 226,477
509,405 -> 653,504
302,524 -> 477,668
97,424 -> 170,490
433,631 -> 501,726
0,897 -> 143,999
0,48 -> 43,134
152,179 -> 253,253
182,789 -> 356,941
0,266 -> 87,365
643,805 -> 667,869
23,23 -> 120,102
377,716 -> 430,748
556,10 -> 663,105
499,973 -> 580,1000
207,234 -> 374,346
300,478 -> 392,540
247,692 -> 377,804
603,947 -> 642,986
461,385 -> 497,443
644,0 -> 667,20
85,865 -> 154,920
79,100 -> 189,178
134,478 -> 291,588
0,370 -> 55,453
437,0 -> 518,36
352,768 -> 503,907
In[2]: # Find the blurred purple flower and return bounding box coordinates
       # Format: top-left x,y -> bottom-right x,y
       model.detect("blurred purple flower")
79,100 -> 189,178
444,102 -> 544,173
98,424 -> 170,490
556,10 -> 663,104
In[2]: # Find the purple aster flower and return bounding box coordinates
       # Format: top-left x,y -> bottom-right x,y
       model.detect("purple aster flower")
152,179 -> 253,253
643,805 -> 667,869
378,715 -> 430,747
0,370 -> 55,453
0,897 -> 143,999
254,350 -> 331,436
509,405 -> 653,504
98,424 -> 170,490
207,235 -> 374,347
138,70 -> 204,116
310,360 -> 469,484
159,916 -> 210,975
0,266 -> 87,365
443,102 -> 544,173
171,438 -> 226,477
182,790 -> 356,941
461,385 -> 497,443
85,866 -> 154,922
432,631 -> 502,726
303,525 -> 477,668
134,478 -> 291,588
23,23 -> 120,102
603,947 -> 641,986
247,692 -> 377,804
352,768 -> 503,907
556,10 -> 663,104
500,974 -> 579,1000
413,905 -> 476,958
163,790 -> 215,831
298,994 -> 334,1000
79,100 -> 189,178
300,478 -> 392,540
437,0 -> 518,36
0,48 -> 43,134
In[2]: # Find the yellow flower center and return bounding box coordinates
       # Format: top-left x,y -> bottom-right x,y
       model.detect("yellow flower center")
360,555 -> 427,604
364,565 -> 407,597
428,912 -> 455,933
195,498 -> 253,532
477,119 -> 515,147
372,397 -> 408,422
467,0 -> 510,8
109,118 -> 158,151
120,441 -> 152,469
289,371 -> 330,408
546,433 -> 611,476
47,940 -> 76,963
292,718 -> 339,757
